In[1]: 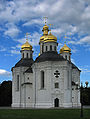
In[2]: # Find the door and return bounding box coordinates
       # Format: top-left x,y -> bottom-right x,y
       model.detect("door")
54,98 -> 59,107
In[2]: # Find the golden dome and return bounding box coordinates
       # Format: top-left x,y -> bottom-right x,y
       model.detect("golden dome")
21,41 -> 32,51
40,35 -> 47,42
44,32 -> 57,43
40,24 -> 49,42
60,44 -> 71,53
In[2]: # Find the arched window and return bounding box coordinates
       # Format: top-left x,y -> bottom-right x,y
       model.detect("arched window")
41,71 -> 44,89
50,45 -> 52,51
46,46 -> 48,51
17,75 -> 19,91
23,53 -> 24,58
27,53 -> 28,58
54,46 -> 56,51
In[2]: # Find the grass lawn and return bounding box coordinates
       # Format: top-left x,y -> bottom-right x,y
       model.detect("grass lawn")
0,109 -> 90,119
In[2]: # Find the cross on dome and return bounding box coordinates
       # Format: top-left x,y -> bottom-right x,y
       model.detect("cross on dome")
43,17 -> 48,24
26,33 -> 30,41
48,24 -> 53,32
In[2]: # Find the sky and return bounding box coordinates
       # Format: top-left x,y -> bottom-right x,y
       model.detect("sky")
0,0 -> 90,86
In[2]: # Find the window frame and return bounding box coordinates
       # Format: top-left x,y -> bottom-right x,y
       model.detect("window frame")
55,82 -> 59,88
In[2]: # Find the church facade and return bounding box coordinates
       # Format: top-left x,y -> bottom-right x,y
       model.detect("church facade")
12,23 -> 81,108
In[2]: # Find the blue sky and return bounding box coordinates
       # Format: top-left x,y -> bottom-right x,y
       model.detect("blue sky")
0,0 -> 90,86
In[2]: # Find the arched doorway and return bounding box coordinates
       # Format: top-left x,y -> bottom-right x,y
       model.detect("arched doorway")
54,98 -> 59,107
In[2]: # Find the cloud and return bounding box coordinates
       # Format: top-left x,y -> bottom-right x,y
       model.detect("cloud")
4,23 -> 21,38
23,19 -> 42,26
69,36 -> 90,45
71,47 -> 77,53
0,0 -> 90,46
17,32 -> 40,46
10,50 -> 20,55
0,69 -> 11,77
0,0 -> 89,33
0,46 -> 6,52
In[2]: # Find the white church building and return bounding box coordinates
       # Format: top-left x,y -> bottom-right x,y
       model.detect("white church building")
11,23 -> 81,108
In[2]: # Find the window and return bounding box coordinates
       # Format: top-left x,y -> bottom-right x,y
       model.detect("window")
55,83 -> 59,88
54,46 -> 56,51
27,53 -> 28,58
30,53 -> 32,58
50,45 -> 52,51
46,46 -> 48,51
23,53 -> 24,58
65,55 -> 67,59
17,75 -> 19,91
41,71 -> 44,89
42,45 -> 44,53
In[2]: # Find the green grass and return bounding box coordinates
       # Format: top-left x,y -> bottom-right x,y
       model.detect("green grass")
0,109 -> 90,119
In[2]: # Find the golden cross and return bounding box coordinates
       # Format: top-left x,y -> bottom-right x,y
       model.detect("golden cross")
43,17 -> 48,24
26,33 -> 30,41
48,24 -> 53,32
64,34 -> 67,43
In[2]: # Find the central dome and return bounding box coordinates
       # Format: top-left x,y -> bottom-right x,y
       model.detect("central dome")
44,32 -> 57,43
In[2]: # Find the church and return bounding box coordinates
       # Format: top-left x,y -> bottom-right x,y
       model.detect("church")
11,22 -> 81,108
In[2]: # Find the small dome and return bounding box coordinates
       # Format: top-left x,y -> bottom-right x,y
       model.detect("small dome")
21,41 -> 32,51
60,44 -> 71,53
44,32 -> 57,43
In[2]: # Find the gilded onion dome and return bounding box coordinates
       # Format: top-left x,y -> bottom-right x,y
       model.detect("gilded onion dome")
60,44 -> 71,53
40,24 -> 49,42
21,40 -> 32,51
44,32 -> 57,43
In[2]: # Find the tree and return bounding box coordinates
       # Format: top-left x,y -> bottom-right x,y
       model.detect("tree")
0,81 -> 12,106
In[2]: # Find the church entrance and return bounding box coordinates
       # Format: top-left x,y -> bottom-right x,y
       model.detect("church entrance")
54,98 -> 59,107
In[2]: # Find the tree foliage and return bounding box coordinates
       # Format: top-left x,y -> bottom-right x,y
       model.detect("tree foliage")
82,87 -> 90,105
0,81 -> 12,106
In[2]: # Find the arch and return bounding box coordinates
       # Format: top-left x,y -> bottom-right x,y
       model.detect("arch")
41,71 -> 44,89
54,98 -> 59,107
